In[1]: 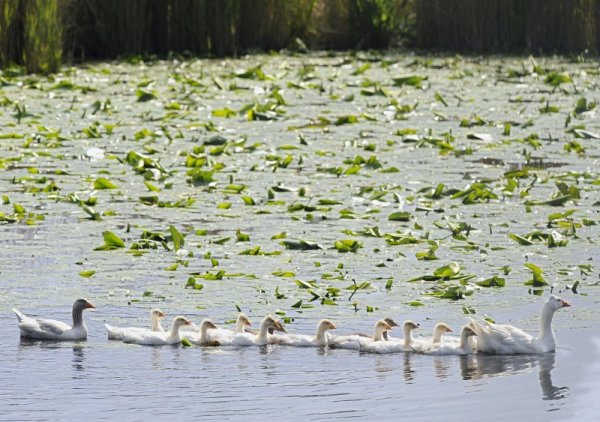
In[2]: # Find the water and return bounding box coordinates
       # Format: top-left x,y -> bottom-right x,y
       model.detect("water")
1,319 -> 599,421
1,53 -> 599,420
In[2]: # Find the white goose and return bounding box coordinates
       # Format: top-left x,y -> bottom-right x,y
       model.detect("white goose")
105,308 -> 166,340
270,319 -> 337,347
211,315 -> 286,346
13,298 -> 95,341
186,319 -> 220,346
358,320 -> 420,353
122,316 -> 191,346
418,326 -> 477,355
468,295 -> 571,354
412,322 -> 454,351
208,313 -> 253,341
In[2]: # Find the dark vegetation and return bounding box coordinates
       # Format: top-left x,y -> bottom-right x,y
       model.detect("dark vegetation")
0,0 -> 600,73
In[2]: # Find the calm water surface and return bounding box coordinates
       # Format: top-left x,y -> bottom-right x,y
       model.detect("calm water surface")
1,312 -> 599,421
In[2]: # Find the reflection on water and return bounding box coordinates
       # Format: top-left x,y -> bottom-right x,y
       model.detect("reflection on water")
458,353 -> 568,401
72,346 -> 85,374
3,333 -> 585,421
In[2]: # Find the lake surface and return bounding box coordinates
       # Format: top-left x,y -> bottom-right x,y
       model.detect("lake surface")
0,52 -> 599,420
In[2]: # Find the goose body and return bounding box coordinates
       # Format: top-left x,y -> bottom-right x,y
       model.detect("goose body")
14,299 -> 95,341
209,315 -> 286,346
271,319 -> 336,347
359,320 -> 419,354
105,308 -> 165,340
468,296 -> 570,354
123,316 -> 191,345
412,322 -> 454,351
207,313 -> 253,341
186,320 -> 220,346
418,326 -> 477,355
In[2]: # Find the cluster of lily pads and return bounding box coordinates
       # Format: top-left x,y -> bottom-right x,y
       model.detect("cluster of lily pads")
0,53 -> 597,323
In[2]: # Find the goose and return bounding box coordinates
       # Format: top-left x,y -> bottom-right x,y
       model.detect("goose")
356,318 -> 399,340
105,308 -> 166,340
358,320 -> 420,354
330,319 -> 395,350
122,316 -> 191,346
468,295 -> 570,354
412,322 -> 454,351
211,315 -> 286,346
270,319 -> 336,347
186,319 -> 220,346
13,298 -> 95,341
418,326 -> 477,355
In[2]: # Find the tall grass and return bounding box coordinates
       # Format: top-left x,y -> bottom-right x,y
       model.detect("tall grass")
2,0 -> 600,74
416,0 -> 599,54
22,0 -> 64,73
0,0 -> 19,66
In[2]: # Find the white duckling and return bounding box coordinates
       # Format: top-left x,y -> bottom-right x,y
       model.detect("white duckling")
271,319 -> 337,347
359,320 -> 420,353
186,319 -> 220,346
105,308 -> 166,340
412,322 -> 453,351
330,319 -> 394,350
419,326 -> 477,355
209,312 -> 253,340
468,295 -> 571,354
14,298 -> 95,341
123,316 -> 191,346
213,315 -> 286,346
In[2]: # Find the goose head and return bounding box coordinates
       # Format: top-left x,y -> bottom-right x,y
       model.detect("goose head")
200,319 -> 218,331
373,320 -> 393,341
316,319 -> 336,337
432,322 -> 453,343
261,315 -> 286,333
74,298 -> 95,311
383,318 -> 399,328
403,320 -> 420,337
150,308 -> 166,331
72,299 -> 95,326
151,308 -> 166,319
547,295 -> 571,311
236,313 -> 253,333
172,316 -> 192,330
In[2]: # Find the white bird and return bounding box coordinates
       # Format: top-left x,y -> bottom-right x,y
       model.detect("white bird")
468,295 -> 571,354
418,326 -> 477,355
123,316 -> 191,346
358,320 -> 420,353
185,319 -> 220,346
105,308 -> 166,340
412,322 -> 454,351
270,319 -> 336,347
207,313 -> 253,340
330,319 -> 396,350
210,315 -> 286,346
13,298 -> 95,341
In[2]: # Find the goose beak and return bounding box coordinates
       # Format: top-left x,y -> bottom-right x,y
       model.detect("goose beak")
447,327 -> 454,333
330,323 -> 337,330
246,321 -> 252,326
561,300 -> 571,307
158,311 -> 166,317
185,319 -> 192,325
85,301 -> 96,309
276,322 -> 286,333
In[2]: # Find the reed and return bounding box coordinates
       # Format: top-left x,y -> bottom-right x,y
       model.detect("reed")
22,0 -> 65,73
416,0 -> 599,54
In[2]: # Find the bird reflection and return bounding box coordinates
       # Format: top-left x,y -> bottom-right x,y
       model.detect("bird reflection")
538,354 -> 569,400
71,345 -> 85,374
403,352 -> 415,383
458,353 -> 568,401
432,356 -> 450,381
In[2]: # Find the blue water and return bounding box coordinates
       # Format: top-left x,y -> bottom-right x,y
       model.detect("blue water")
1,312 -> 599,421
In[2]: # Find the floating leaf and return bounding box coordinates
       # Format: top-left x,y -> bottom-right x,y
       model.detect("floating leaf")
94,177 -> 118,189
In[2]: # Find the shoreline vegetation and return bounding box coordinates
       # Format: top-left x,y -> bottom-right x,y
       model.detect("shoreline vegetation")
1,0 -> 600,74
